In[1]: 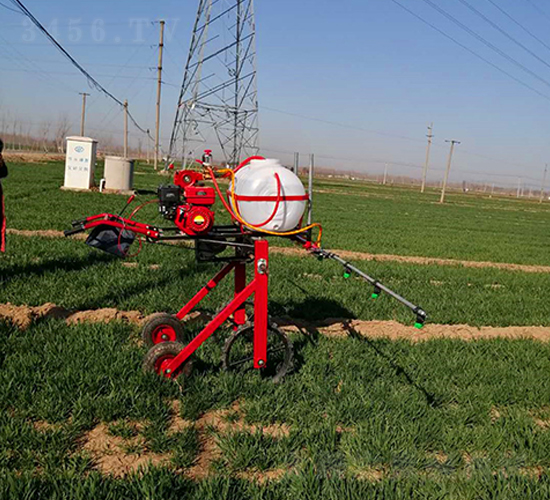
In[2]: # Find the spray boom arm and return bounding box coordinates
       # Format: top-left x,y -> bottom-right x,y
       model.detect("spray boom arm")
296,236 -> 428,328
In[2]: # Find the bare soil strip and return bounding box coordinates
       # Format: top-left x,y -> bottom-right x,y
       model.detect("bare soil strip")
281,318 -> 550,343
0,302 -> 204,331
78,399 -> 289,481
8,227 -> 550,274
2,302 -> 550,342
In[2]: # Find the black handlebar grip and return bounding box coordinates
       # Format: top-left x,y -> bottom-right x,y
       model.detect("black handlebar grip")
64,227 -> 85,237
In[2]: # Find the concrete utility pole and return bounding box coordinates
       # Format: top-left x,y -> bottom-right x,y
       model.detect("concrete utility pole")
440,140 -> 460,204
383,163 -> 388,185
308,154 -> 314,226
154,20 -> 165,170
123,100 -> 129,158
293,152 -> 299,176
517,178 -> 522,198
79,92 -> 90,137
421,123 -> 433,193
540,164 -> 548,203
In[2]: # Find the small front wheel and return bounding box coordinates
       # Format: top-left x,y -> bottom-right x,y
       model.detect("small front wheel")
141,313 -> 186,347
142,342 -> 193,379
222,322 -> 293,383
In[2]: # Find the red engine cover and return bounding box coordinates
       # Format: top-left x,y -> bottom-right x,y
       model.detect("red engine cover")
174,205 -> 215,236
184,186 -> 216,206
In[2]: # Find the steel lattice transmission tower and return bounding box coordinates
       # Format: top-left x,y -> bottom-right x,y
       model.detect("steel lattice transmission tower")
168,0 -> 259,167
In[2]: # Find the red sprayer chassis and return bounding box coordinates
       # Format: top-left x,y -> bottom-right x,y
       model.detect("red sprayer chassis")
65,154 -> 427,382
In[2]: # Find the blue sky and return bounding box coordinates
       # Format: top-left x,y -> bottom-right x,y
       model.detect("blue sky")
2,0 -> 550,188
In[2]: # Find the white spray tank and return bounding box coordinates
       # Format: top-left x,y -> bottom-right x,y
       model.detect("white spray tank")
230,159 -> 308,232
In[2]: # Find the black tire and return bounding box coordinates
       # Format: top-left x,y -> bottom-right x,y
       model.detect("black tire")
142,342 -> 193,379
141,313 -> 186,348
222,322 -> 293,383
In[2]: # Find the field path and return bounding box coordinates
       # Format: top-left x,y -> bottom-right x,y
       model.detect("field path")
2,301 -> 550,342
7,228 -> 550,274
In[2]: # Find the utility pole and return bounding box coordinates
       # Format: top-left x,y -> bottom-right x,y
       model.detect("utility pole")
154,20 -> 165,170
79,92 -> 90,137
308,154 -> 314,226
123,100 -> 129,158
440,140 -> 460,204
293,152 -> 299,176
540,164 -> 548,203
383,163 -> 388,185
517,178 -> 521,198
421,123 -> 433,193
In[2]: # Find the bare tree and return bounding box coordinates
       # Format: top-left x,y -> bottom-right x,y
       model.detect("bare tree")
40,122 -> 51,153
55,115 -> 71,153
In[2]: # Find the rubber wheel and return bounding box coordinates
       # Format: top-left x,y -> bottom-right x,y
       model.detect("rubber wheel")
222,322 -> 293,383
142,342 -> 193,379
142,313 -> 186,348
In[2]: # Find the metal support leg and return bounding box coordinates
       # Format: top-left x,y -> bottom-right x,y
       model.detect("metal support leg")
253,239 -> 269,368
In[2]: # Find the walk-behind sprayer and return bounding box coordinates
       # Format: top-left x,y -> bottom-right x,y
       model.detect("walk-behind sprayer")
65,152 -> 427,382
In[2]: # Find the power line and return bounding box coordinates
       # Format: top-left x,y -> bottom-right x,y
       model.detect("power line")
523,0 -> 550,24
455,0 -> 550,70
389,0 -> 550,103
417,0 -> 550,90
8,0 -> 152,138
0,0 -> 21,14
485,0 -> 550,54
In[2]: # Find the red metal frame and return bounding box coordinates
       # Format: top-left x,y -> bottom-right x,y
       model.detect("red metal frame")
162,239 -> 269,379
82,214 -> 161,240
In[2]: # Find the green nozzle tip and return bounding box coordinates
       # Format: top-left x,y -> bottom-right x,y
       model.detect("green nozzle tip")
414,322 -> 424,330
372,293 -> 379,299
343,272 -> 351,279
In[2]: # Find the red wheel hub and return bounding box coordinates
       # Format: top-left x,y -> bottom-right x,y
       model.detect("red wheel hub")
152,325 -> 177,344
155,355 -> 175,378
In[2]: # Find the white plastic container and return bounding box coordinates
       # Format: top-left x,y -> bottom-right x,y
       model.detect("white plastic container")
104,156 -> 134,192
64,136 -> 97,190
230,159 -> 307,232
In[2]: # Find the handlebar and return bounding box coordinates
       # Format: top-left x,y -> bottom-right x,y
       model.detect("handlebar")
64,226 -> 85,237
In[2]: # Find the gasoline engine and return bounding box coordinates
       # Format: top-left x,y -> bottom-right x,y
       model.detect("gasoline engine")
157,170 -> 216,236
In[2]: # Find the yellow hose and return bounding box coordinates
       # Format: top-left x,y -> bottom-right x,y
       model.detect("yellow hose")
206,167 -> 323,245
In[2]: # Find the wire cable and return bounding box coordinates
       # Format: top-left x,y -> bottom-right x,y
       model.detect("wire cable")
485,0 -> 550,54
455,0 -> 550,71
8,0 -> 153,138
416,0 -> 550,90
390,0 -> 550,103
523,0 -> 550,24
0,0 -> 21,13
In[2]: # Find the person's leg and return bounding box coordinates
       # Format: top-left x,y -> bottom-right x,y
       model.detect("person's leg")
0,183 -> 5,253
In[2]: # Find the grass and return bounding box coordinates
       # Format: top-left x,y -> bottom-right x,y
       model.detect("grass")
3,318 -> 550,497
2,159 -> 550,497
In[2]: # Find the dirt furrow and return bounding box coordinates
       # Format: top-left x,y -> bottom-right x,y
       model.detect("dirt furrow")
8,227 -> 550,273
2,301 -> 550,342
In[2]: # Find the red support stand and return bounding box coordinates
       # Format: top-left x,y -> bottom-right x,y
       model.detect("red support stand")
161,239 -> 270,378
